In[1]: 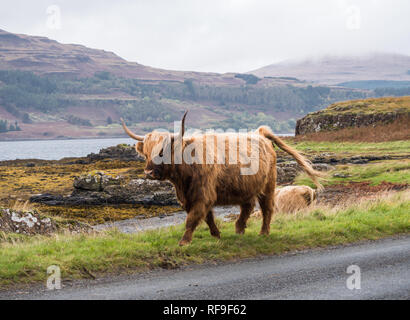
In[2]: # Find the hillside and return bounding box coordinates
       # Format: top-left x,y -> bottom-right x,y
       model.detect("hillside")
0,28 -> 293,86
295,96 -> 410,138
250,53 -> 410,85
2,29 -> 410,140
0,29 -> 376,140
0,28 -> 227,85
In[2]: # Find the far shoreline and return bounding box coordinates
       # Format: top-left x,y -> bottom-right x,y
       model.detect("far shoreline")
0,133 -> 295,162
0,135 -> 131,143
0,133 -> 296,143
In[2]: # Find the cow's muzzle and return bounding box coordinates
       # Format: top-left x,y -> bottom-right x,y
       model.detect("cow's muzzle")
144,169 -> 161,180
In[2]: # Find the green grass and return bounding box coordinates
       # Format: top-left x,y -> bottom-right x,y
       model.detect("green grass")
306,96 -> 410,117
1,191 -> 409,287
295,160 -> 410,187
288,140 -> 410,155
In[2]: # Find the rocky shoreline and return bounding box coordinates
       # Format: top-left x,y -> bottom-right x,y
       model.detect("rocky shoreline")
28,151 -> 406,207
1,142 -> 408,235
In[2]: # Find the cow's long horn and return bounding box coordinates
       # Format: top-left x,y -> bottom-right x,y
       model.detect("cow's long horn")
179,111 -> 188,138
120,118 -> 144,141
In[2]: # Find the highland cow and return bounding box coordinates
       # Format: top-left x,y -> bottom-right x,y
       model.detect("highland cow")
275,185 -> 317,213
252,185 -> 317,216
121,112 -> 323,245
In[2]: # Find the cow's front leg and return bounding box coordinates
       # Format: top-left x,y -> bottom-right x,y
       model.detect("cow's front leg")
179,203 -> 207,246
205,209 -> 220,239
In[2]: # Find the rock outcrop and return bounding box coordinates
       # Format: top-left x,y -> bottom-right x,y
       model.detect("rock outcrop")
85,144 -> 144,162
0,208 -> 57,235
31,175 -> 179,206
296,112 -> 406,135
295,97 -> 410,135
103,179 -> 178,205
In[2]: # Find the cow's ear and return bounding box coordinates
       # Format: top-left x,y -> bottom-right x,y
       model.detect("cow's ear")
135,141 -> 144,155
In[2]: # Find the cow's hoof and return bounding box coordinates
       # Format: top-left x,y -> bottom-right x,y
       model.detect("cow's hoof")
179,239 -> 191,246
235,222 -> 246,234
235,228 -> 245,235
211,230 -> 221,239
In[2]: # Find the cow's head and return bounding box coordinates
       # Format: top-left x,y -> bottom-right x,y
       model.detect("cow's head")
121,111 -> 187,180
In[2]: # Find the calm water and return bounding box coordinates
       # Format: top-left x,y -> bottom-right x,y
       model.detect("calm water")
0,133 -> 294,161
0,138 -> 135,161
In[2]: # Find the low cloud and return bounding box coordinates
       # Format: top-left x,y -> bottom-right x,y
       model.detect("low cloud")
1,0 -> 409,73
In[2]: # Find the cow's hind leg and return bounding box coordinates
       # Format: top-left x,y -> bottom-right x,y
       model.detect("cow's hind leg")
205,209 -> 220,239
258,193 -> 274,235
235,200 -> 255,234
179,203 -> 208,246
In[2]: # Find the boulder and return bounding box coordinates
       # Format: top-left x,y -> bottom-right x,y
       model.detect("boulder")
31,178 -> 179,206
277,162 -> 299,184
73,171 -> 123,191
312,163 -> 334,171
86,144 -> 144,162
0,208 -> 57,235
332,172 -> 352,178
277,161 -> 332,185
104,179 -> 178,206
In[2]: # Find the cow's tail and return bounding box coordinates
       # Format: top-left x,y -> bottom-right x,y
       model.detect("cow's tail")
257,126 -> 324,191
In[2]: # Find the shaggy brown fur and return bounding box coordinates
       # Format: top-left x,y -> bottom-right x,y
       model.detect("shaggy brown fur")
251,185 -> 316,217
121,113 -> 323,245
275,185 -> 317,213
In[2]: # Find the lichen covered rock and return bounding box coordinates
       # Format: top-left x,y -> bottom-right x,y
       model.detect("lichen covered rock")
73,171 -> 123,191
0,208 -> 57,235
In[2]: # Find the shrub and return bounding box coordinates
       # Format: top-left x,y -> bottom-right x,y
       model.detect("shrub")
67,115 -> 92,126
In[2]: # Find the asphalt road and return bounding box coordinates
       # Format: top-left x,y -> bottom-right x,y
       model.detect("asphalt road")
2,236 -> 409,300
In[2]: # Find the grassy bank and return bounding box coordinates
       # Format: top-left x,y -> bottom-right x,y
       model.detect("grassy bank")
295,159 -> 410,187
1,191 -> 409,288
287,139 -> 410,155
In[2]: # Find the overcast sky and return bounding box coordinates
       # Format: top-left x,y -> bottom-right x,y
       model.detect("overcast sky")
1,0 -> 410,73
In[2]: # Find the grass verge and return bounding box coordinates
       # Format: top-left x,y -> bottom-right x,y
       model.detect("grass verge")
295,159 -> 410,187
1,190 -> 409,288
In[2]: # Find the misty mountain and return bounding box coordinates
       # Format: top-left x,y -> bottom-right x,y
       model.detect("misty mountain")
249,53 -> 410,85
